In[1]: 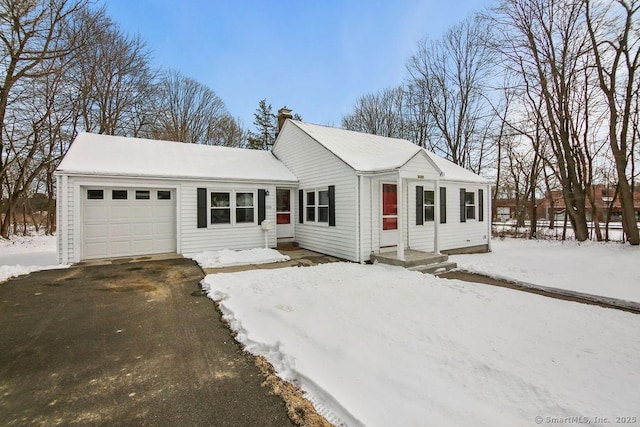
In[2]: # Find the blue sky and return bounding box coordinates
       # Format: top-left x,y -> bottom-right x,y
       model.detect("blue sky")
102,0 -> 492,129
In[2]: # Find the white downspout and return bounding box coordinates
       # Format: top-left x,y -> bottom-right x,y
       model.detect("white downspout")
396,175 -> 405,261
60,175 -> 68,264
434,179 -> 440,254
487,183 -> 492,251
356,175 -> 361,263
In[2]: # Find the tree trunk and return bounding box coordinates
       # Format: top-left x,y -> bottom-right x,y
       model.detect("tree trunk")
586,187 -> 602,241
617,176 -> 639,245
529,196 -> 537,239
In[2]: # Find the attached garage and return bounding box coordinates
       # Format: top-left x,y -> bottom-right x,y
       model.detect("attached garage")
55,133 -> 299,264
82,187 -> 176,259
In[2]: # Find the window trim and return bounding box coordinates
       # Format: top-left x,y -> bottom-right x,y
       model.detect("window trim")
304,188 -> 330,226
87,189 -> 104,200
111,189 -> 128,200
306,190 -> 316,222
465,191 -> 476,220
235,191 -> 255,224
157,190 -> 172,200
317,189 -> 329,223
208,189 -> 258,227
135,190 -> 150,200
210,191 -> 231,225
423,190 -> 435,222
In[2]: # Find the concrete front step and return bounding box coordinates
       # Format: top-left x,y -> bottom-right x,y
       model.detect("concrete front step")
370,250 -> 449,268
408,261 -> 458,275
276,241 -> 300,251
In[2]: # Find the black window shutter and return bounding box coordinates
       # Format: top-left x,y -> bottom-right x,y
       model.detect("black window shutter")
460,188 -> 466,223
298,189 -> 304,223
328,185 -> 336,227
416,186 -> 424,225
478,189 -> 484,222
440,187 -> 447,224
258,189 -> 266,224
197,188 -> 207,228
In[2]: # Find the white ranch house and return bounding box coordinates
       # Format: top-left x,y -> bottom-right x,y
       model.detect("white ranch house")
56,118 -> 491,264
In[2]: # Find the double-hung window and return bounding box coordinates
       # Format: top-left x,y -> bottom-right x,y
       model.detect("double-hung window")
465,191 -> 476,220
305,189 -> 330,224
424,190 -> 435,222
211,192 -> 231,224
306,192 -> 316,222
235,192 -> 254,223
317,190 -> 329,223
210,190 -> 255,225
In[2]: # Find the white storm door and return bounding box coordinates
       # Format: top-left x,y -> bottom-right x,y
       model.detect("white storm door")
380,183 -> 398,247
276,188 -> 294,239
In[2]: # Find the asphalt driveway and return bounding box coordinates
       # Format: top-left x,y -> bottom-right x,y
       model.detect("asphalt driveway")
0,258 -> 294,426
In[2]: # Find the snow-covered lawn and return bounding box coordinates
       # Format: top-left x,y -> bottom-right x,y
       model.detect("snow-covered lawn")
452,238 -> 640,303
203,263 -> 640,427
0,234 -> 67,283
186,248 -> 290,268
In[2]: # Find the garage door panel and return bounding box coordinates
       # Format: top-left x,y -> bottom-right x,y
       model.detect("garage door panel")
84,205 -> 107,220
133,205 -> 154,220
133,240 -> 154,253
82,187 -> 176,260
155,221 -> 174,236
155,205 -> 174,219
84,224 -> 107,239
110,240 -> 131,256
132,223 -> 153,237
154,238 -> 175,252
110,205 -> 131,220
110,223 -> 131,238
84,242 -> 107,258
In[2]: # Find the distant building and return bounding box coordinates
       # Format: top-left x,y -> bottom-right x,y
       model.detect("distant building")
493,184 -> 640,222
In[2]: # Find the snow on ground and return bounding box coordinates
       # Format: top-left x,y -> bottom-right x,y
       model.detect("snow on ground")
0,234 -> 67,283
451,237 -> 640,303
203,263 -> 640,427
187,248 -> 289,269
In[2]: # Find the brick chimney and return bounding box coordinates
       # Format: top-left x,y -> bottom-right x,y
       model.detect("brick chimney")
277,107 -> 293,132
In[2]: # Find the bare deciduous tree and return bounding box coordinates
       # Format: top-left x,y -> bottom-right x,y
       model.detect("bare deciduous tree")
491,0 -> 593,241
207,115 -> 247,148
0,0 -> 90,238
342,86 -> 408,138
585,0 -> 640,245
151,69 -> 228,144
73,9 -> 154,136
406,16 -> 494,172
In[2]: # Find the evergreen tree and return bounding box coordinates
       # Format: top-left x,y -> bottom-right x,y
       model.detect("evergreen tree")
247,99 -> 276,150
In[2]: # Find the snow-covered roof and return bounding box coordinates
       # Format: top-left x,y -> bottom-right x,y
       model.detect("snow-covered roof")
290,121 -> 420,172
287,121 -> 489,183
56,133 -> 298,183
421,151 -> 490,184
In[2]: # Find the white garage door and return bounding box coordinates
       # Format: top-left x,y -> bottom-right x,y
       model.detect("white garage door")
82,187 -> 176,259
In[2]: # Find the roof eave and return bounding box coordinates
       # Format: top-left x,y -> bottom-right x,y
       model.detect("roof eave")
54,170 -> 299,185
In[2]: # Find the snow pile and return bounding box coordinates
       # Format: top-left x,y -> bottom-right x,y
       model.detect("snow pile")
452,238 -> 640,303
187,248 -> 290,269
0,234 -> 67,283
203,263 -> 640,427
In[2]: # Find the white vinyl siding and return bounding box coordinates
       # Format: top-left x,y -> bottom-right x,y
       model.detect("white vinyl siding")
438,182 -> 490,251
399,153 -> 441,180
407,181 -> 435,253
274,123 -> 358,261
359,176 -> 372,262
180,181 -> 277,254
